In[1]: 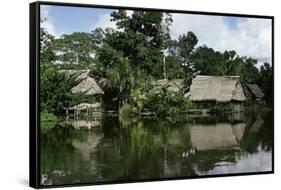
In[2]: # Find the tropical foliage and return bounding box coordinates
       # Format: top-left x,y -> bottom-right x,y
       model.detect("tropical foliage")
40,111 -> 57,133
131,86 -> 192,115
40,9 -> 273,117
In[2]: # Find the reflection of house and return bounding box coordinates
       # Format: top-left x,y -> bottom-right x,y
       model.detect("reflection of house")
66,102 -> 102,117
244,84 -> 264,103
190,123 -> 246,151
72,131 -> 103,160
152,79 -> 184,92
232,123 -> 246,142
61,70 -> 104,116
185,75 -> 246,112
65,118 -> 101,129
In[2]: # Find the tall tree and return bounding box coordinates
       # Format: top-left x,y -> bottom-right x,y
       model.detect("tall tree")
222,50 -> 242,75
54,32 -> 97,64
166,31 -> 198,83
190,45 -> 259,83
240,57 -> 259,83
177,31 -> 198,68
258,62 -> 273,105
191,45 -> 225,75
105,10 -> 172,78
40,27 -> 55,64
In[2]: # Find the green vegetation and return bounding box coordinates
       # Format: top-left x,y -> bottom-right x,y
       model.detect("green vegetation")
40,63 -> 85,115
40,10 -> 273,118
40,112 -> 57,133
258,63 -> 273,105
131,86 -> 192,115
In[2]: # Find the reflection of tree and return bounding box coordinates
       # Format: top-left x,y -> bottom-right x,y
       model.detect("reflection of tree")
41,125 -> 75,147
240,111 -> 272,153
188,149 -> 238,172
93,118 -> 196,180
41,128 -> 104,186
40,110 -> 272,185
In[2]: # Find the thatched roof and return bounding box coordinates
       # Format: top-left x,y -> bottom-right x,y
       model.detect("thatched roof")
246,84 -> 264,98
61,69 -> 89,79
72,77 -> 104,95
186,75 -> 246,102
152,79 -> 184,92
61,70 -> 104,95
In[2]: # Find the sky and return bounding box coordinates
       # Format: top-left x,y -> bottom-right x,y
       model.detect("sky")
41,5 -> 272,66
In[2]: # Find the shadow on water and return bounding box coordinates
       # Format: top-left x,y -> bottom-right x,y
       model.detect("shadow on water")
40,110 -> 273,186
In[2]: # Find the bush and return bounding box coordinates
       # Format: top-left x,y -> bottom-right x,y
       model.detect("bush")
40,63 -> 85,115
131,86 -> 192,116
119,103 -> 132,118
40,111 -> 58,133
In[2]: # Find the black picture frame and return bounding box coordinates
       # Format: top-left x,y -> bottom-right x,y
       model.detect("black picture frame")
30,1 -> 274,188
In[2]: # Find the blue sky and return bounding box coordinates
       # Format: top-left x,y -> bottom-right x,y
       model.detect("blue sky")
42,5 -> 240,35
43,5 -> 114,34
41,5 -> 272,64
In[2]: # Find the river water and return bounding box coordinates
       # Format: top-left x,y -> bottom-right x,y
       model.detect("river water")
40,111 -> 273,186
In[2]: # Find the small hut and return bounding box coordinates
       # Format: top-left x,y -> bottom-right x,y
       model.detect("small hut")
61,70 -> 104,116
185,75 -> 246,112
152,79 -> 184,92
245,84 -> 264,103
61,70 -> 104,95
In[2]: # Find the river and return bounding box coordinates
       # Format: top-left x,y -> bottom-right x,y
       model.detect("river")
40,110 -> 273,186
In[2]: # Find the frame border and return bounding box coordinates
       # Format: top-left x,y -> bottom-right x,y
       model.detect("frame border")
29,1 -> 274,189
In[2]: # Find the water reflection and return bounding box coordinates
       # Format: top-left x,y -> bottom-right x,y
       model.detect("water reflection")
72,131 -> 103,160
190,123 -> 245,151
40,111 -> 272,186
63,118 -> 101,129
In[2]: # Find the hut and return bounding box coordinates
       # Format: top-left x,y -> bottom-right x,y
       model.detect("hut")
61,70 -> 104,95
185,75 -> 246,112
152,79 -> 184,92
61,70 -> 104,116
244,84 -> 264,103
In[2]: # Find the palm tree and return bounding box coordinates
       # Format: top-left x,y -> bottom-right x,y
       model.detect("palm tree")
107,57 -> 134,107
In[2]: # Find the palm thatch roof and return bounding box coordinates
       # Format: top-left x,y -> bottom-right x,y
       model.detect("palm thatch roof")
152,79 -> 184,92
246,84 -> 264,98
186,75 -> 246,102
61,70 -> 104,95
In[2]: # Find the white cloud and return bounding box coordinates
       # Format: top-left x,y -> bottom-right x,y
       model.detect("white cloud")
92,13 -> 117,31
92,10 -> 133,31
40,5 -> 58,37
170,13 -> 272,64
126,10 -> 134,17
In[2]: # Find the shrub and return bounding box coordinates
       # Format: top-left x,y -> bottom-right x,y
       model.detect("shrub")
131,86 -> 192,116
40,111 -> 58,133
40,63 -> 84,115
